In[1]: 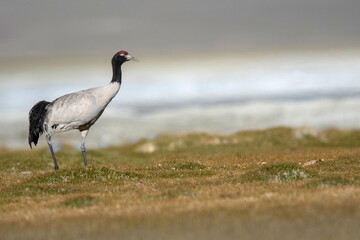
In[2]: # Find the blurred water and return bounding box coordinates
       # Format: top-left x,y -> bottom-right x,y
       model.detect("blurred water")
1,51 -> 360,149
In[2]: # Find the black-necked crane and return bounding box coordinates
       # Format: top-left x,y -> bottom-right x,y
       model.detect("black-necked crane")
28,50 -> 137,170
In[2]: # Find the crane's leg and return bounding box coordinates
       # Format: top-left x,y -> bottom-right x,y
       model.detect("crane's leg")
46,133 -> 59,170
80,130 -> 89,167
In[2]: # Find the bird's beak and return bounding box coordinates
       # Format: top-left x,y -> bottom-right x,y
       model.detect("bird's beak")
126,55 -> 139,61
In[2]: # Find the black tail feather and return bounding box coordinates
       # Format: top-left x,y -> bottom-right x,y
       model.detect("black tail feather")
28,100 -> 50,148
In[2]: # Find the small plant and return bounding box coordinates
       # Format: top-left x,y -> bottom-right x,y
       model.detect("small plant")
174,162 -> 206,170
63,195 -> 99,208
241,163 -> 317,183
307,176 -> 360,188
27,167 -> 142,184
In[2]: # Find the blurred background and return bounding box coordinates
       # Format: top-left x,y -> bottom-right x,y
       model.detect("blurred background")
1,0 -> 360,149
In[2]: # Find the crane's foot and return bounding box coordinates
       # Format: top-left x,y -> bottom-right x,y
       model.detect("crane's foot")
54,165 -> 59,170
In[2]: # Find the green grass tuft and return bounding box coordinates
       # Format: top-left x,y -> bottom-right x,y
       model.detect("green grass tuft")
63,195 -> 99,208
307,176 -> 360,188
241,163 -> 317,183
0,183 -> 81,203
174,162 -> 206,170
27,166 -> 142,184
147,169 -> 213,179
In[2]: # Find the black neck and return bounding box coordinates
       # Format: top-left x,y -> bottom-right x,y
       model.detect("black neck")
111,61 -> 123,84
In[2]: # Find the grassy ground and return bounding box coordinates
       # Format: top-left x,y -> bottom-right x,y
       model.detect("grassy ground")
1,127 -> 360,239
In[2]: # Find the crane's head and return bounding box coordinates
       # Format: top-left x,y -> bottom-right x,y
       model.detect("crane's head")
112,50 -> 138,65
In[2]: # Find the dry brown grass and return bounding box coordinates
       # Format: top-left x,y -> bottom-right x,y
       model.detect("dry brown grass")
1,127 -> 360,239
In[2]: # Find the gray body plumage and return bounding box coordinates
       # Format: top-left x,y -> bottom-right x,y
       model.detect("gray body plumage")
44,82 -> 120,133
